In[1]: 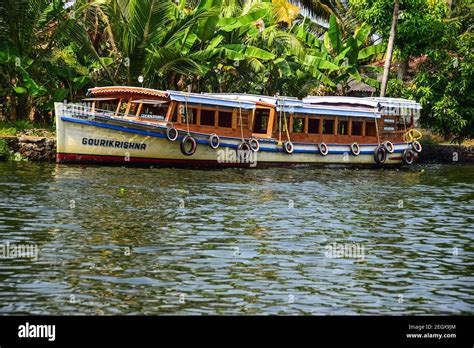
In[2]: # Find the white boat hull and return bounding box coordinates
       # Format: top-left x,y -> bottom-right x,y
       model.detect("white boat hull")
55,103 -> 413,167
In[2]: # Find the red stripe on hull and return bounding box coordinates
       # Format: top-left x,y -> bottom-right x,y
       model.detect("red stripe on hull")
57,153 -> 403,168
57,153 -> 253,167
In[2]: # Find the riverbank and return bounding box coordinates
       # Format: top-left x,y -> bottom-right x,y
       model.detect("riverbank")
0,135 -> 56,161
419,144 -> 474,164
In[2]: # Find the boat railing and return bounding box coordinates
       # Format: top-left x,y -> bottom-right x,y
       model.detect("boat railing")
63,103 -> 174,127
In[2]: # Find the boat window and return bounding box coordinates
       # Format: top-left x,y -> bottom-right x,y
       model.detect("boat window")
308,118 -> 320,134
118,102 -> 128,115
253,108 -> 270,133
322,119 -> 335,134
292,117 -> 305,133
201,109 -> 216,126
180,105 -> 197,124
127,102 -> 138,116
139,102 -> 169,121
365,121 -> 377,136
218,110 -> 233,128
351,121 -> 363,136
95,100 -> 119,114
337,120 -> 349,135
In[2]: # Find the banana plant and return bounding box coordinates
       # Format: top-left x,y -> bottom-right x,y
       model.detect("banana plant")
305,14 -> 384,94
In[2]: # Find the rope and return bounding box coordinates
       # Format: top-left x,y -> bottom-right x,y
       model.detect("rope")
374,116 -> 381,145
401,109 -> 408,144
401,110 -> 422,142
238,100 -> 244,142
278,105 -> 282,145
280,97 -> 291,143
184,93 -> 190,135
403,128 -> 422,142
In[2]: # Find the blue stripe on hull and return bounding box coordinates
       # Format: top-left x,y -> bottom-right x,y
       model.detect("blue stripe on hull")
61,116 -> 407,155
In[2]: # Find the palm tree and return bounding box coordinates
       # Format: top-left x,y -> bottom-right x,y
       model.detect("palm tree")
0,0 -> 67,121
380,0 -> 399,97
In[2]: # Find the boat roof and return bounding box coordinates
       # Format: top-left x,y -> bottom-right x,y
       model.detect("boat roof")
166,90 -> 255,110
303,96 -> 422,110
87,86 -> 421,118
88,86 -> 169,98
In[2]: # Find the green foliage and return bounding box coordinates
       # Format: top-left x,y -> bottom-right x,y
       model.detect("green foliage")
305,14 -> 383,94
0,120 -> 54,136
348,0 -> 447,60
387,24 -> 473,143
0,138 -> 27,161
1,0 -> 383,111
1,0 -> 469,142
0,139 -> 10,160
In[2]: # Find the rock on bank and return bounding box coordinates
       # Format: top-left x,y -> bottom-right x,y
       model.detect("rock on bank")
0,136 -> 56,161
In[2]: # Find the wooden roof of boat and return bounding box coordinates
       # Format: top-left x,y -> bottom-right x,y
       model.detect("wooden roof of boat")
88,86 -> 169,98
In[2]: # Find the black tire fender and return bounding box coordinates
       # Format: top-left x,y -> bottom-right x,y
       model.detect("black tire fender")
180,135 -> 197,156
166,126 -> 178,142
319,142 -> 329,156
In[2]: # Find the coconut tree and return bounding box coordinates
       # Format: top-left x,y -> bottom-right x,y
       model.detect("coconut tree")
0,0 -> 68,121
380,0 -> 399,97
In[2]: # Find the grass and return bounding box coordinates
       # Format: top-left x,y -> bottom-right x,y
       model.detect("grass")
0,120 -> 55,137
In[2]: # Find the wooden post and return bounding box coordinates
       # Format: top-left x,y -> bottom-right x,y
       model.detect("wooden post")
124,98 -> 133,116
165,101 -> 175,123
114,98 -> 122,116
266,108 -> 275,137
135,103 -> 143,117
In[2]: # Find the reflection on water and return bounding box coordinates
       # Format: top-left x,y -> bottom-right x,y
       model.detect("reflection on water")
0,162 -> 472,315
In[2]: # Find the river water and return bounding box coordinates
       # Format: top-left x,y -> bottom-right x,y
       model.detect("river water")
0,162 -> 472,315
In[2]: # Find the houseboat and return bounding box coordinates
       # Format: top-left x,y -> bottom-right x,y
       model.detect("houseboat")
54,86 -> 423,167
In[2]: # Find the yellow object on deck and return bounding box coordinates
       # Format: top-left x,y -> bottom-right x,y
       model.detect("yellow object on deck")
403,129 -> 423,142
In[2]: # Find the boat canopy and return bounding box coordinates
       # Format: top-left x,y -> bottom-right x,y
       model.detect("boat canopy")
167,91 -> 256,109
277,100 -> 381,118
87,86 -> 421,119
206,93 -> 383,118
303,96 -> 422,112
203,93 -> 298,106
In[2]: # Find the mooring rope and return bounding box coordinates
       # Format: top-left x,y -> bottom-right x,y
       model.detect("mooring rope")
281,97 -> 291,143
375,115 -> 381,145
238,100 -> 244,142
184,93 -> 190,135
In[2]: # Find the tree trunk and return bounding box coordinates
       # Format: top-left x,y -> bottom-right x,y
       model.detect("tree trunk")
380,0 -> 400,97
397,57 -> 409,80
16,94 -> 28,121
